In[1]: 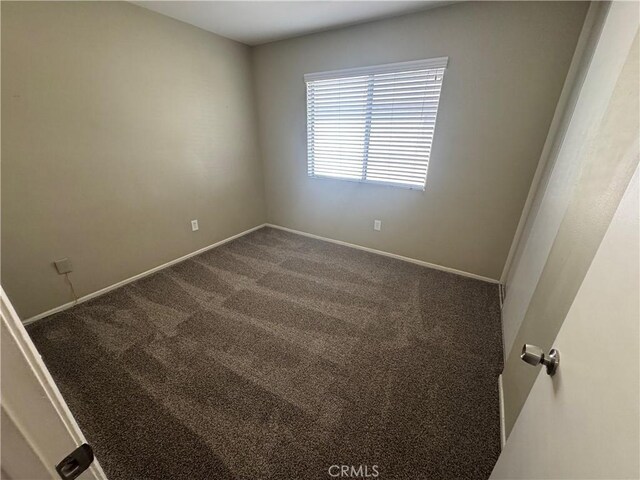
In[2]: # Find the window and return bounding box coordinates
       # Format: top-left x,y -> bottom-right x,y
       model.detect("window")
305,57 -> 447,190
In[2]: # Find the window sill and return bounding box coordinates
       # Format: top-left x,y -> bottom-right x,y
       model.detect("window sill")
308,174 -> 426,191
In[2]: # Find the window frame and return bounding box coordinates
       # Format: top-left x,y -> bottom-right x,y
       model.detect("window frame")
304,57 -> 448,191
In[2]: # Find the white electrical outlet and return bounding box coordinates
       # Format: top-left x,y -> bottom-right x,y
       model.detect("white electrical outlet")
374,220 -> 382,231
191,219 -> 199,231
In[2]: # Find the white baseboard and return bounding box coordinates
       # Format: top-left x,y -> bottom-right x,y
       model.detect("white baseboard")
265,223 -> 500,284
24,221 -> 499,325
22,224 -> 267,325
498,374 -> 506,450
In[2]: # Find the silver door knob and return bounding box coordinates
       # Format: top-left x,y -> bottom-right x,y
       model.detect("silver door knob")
521,344 -> 560,376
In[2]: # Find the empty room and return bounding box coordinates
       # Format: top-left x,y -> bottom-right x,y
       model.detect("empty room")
1,1 -> 638,479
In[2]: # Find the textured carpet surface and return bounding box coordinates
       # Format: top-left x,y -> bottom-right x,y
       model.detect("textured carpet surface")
28,227 -> 503,480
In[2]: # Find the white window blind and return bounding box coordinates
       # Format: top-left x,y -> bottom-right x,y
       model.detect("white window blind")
305,57 -> 447,190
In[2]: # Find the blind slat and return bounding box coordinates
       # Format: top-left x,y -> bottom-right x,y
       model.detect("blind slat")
307,61 -> 445,190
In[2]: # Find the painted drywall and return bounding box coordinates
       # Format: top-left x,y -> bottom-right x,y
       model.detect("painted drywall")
500,1 -> 612,361
496,2 -> 606,287
501,2 -> 639,436
251,1 -> 589,280
492,166 -> 639,479
1,1 -> 266,319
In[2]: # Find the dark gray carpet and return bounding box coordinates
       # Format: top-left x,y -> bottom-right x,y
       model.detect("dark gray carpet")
28,227 -> 503,480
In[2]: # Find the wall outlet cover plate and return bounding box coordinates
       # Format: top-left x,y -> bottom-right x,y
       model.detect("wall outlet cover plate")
54,258 -> 73,274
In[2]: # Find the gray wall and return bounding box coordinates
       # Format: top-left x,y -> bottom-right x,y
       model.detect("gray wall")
1,2 -> 266,319
2,1 -> 591,320
252,1 -> 589,280
501,1 -> 639,436
500,1 -> 604,365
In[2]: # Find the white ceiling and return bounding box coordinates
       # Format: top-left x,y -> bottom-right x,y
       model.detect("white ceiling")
132,1 -> 451,46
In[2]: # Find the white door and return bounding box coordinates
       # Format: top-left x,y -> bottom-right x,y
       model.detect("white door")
491,167 -> 639,479
1,288 -> 107,480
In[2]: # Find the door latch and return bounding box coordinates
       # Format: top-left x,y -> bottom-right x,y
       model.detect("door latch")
55,443 -> 94,480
